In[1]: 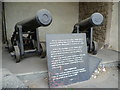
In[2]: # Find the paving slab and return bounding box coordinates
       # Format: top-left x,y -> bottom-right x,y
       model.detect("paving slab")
2,47 -> 47,74
16,67 -> 119,88
96,49 -> 119,64
2,68 -> 28,88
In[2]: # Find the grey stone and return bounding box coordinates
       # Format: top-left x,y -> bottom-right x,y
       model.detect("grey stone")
2,68 -> 28,88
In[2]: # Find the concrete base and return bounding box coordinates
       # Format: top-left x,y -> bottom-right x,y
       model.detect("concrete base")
2,47 -> 119,74
96,49 -> 119,64
2,47 -> 119,88
2,47 -> 47,74
16,67 -> 118,88
2,68 -> 27,88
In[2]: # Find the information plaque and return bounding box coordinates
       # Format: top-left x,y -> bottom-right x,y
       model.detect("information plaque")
46,34 -> 90,88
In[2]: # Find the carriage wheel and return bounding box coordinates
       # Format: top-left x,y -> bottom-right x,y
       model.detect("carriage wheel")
92,41 -> 98,55
8,40 -> 13,52
40,42 -> 46,58
14,46 -> 20,63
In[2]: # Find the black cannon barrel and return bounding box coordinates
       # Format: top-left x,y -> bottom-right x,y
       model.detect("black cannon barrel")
15,9 -> 52,32
73,13 -> 104,32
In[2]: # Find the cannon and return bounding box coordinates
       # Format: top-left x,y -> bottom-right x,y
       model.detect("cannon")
8,9 -> 52,63
72,13 -> 104,55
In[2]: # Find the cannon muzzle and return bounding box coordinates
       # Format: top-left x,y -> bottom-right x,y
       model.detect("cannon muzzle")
15,9 -> 52,32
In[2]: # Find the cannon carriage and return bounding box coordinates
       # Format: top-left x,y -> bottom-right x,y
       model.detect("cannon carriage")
8,9 -> 52,63
72,13 -> 104,55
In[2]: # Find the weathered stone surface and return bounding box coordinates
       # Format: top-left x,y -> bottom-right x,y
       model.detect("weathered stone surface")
2,68 -> 28,88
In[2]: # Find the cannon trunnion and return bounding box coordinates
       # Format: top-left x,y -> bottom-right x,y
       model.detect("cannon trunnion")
9,9 -> 52,63
72,13 -> 104,55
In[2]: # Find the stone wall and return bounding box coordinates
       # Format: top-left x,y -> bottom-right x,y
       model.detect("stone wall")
108,3 -> 118,51
79,2 -> 112,48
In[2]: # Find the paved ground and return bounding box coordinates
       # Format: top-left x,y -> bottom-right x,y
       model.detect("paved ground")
2,47 -> 119,74
95,49 -> 119,64
16,67 -> 119,88
2,68 -> 27,88
2,48 -> 47,74
66,67 -> 118,88
2,47 -> 119,88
